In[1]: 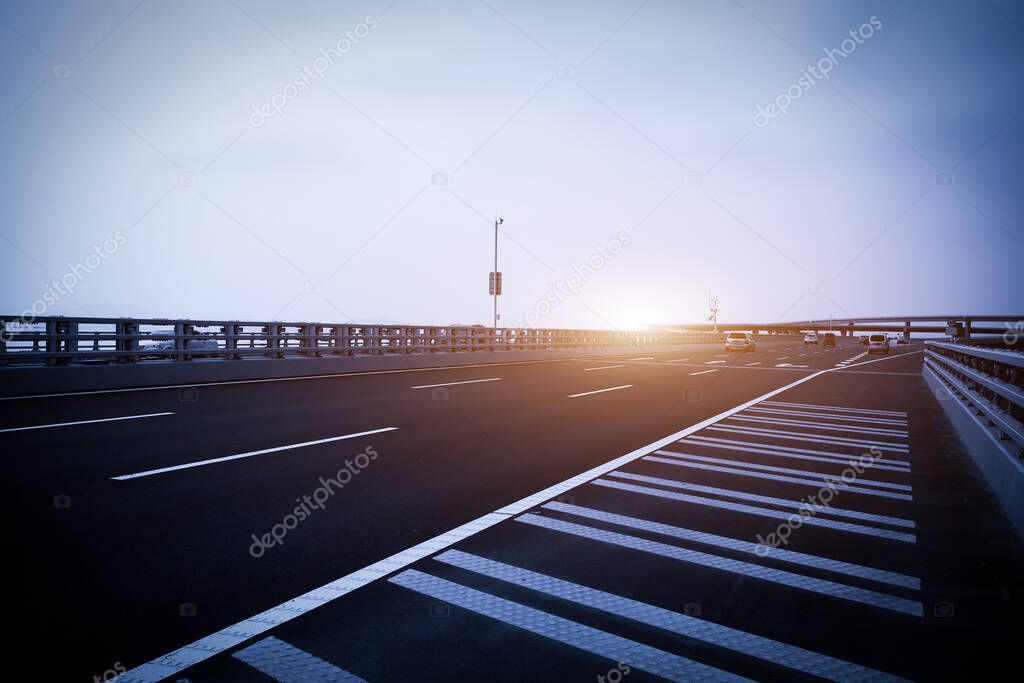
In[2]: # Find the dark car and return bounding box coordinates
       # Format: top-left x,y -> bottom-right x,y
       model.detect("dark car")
822,332 -> 836,347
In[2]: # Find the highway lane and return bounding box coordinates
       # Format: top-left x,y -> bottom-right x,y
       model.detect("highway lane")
11,337 -> 921,679
151,345 -> 1024,682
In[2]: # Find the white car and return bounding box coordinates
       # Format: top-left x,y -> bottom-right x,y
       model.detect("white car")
867,333 -> 889,354
803,333 -> 818,345
143,333 -> 220,358
725,331 -> 756,352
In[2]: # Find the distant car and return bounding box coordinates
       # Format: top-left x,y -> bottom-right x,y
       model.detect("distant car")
867,333 -> 889,354
143,333 -> 219,358
803,333 -> 818,345
860,336 -> 869,345
725,331 -> 756,352
822,332 -> 836,347
896,335 -> 909,345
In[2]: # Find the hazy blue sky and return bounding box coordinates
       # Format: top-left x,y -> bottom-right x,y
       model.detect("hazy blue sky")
1,0 -> 1022,329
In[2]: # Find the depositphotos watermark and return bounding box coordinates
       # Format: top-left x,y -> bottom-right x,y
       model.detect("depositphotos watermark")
754,15 -> 882,128
1004,320 -> 1023,345
755,447 -> 882,555
513,231 -> 632,328
597,662 -> 631,683
2,230 -> 127,343
249,15 -> 379,127
249,446 -> 379,557
92,661 -> 126,683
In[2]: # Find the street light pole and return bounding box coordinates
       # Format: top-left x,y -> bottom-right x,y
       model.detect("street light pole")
493,217 -> 502,330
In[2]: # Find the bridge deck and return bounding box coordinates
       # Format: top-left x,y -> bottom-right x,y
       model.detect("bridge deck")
159,351 -> 1021,681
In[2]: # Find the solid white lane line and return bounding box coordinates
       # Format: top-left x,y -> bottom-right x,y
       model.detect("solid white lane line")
628,357 -> 655,361
437,548 -> 913,677
584,364 -> 626,371
683,435 -> 910,466
682,436 -> 911,471
540,504 -> 920,590
708,425 -> 910,452
762,400 -> 907,417
745,362 -> 761,366
517,514 -> 922,615
653,450 -> 912,491
645,455 -> 912,501
233,637 -> 367,682
568,385 -> 633,398
727,415 -> 909,437
689,369 -> 718,376
116,346 -> 874,682
111,427 -> 398,480
389,570 -> 740,682
746,407 -> 907,426
594,478 -> 916,542
410,377 -> 501,389
0,412 -> 174,434
606,471 -> 915,528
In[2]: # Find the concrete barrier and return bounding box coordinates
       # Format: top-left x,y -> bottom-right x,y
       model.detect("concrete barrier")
924,364 -> 1024,539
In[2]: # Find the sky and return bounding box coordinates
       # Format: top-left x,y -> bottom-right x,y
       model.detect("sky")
1,0 -> 1022,330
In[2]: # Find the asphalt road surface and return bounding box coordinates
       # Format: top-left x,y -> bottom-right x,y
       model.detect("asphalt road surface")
10,338 -> 1024,681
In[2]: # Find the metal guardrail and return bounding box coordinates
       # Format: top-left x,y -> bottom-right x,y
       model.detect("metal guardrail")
0,316 -> 723,367
924,340 -> 1024,455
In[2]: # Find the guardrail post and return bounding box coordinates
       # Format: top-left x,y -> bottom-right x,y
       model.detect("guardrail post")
55,319 -> 78,365
226,323 -> 239,360
371,326 -> 383,355
335,325 -> 349,355
118,320 -> 139,364
175,321 -> 191,361
266,324 -> 282,359
302,324 -> 316,357
45,320 -> 58,366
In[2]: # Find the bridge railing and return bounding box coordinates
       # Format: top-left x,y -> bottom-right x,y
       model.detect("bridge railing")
924,340 -> 1024,455
0,316 -> 723,367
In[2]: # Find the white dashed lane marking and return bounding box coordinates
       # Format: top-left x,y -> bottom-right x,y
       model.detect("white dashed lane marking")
568,385 -> 633,398
111,427 -> 399,480
410,377 -> 502,389
0,412 -> 174,434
